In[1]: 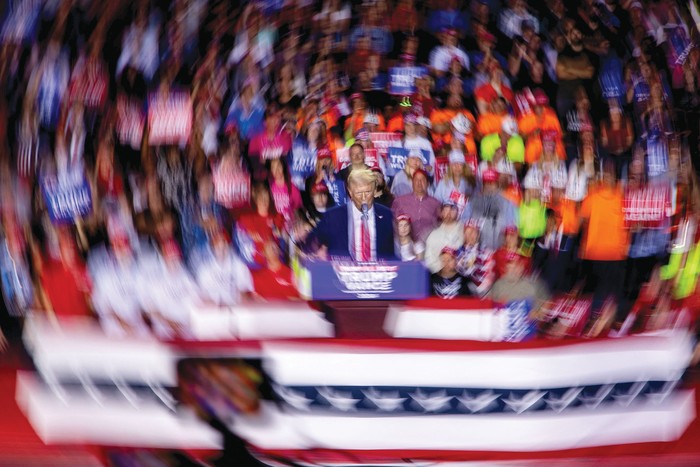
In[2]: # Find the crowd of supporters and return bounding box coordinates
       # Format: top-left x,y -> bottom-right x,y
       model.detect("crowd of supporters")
0,0 -> 699,342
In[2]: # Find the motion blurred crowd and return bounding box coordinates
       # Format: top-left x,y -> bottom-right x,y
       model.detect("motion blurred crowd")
0,0 -> 699,341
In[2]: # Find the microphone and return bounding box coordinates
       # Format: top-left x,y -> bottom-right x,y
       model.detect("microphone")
361,202 -> 369,220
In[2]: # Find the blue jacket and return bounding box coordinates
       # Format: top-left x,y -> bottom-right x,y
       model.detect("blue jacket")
307,203 -> 396,261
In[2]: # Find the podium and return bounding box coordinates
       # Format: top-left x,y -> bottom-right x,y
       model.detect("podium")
293,258 -> 429,337
293,257 -> 429,301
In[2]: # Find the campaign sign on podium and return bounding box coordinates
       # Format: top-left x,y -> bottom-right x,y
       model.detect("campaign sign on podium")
294,258 -> 429,300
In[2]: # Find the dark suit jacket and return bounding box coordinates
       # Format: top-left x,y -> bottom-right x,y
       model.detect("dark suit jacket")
306,203 -> 397,260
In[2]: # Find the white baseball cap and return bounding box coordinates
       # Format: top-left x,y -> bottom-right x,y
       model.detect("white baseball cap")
448,149 -> 466,164
451,113 -> 472,134
501,116 -> 519,136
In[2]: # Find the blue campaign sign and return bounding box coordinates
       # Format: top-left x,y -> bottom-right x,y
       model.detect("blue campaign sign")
388,66 -> 428,95
298,259 -> 429,300
500,299 -> 537,342
233,224 -> 263,271
326,178 -> 347,206
41,173 -> 93,223
386,147 -> 408,178
290,141 -> 316,189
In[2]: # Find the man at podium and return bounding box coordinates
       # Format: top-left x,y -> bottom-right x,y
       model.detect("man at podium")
306,168 -> 396,261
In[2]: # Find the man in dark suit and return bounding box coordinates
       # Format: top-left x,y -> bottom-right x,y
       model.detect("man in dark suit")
306,168 -> 396,261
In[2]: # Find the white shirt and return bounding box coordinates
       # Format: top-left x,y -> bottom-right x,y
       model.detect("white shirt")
91,257 -> 150,338
429,45 -> 470,72
147,261 -> 201,339
350,203 -> 376,262
196,249 -> 253,306
499,9 -> 540,39
523,160 -> 568,190
566,161 -> 589,202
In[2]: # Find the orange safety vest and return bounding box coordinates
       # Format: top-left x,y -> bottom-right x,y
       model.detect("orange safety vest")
431,109 -> 477,155
518,109 -> 565,163
502,185 -> 522,207
553,198 -> 580,236
476,112 -> 506,138
386,113 -> 405,134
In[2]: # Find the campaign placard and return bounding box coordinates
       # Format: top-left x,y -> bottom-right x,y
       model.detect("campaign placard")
41,172 -> 93,223
369,132 -> 403,164
498,299 -> 537,342
213,167 -> 251,209
623,184 -> 671,228
116,96 -> 145,149
386,147 -> 408,178
542,295 -> 592,338
388,66 -> 428,95
435,156 -> 450,184
364,148 -> 379,170
336,148 -> 349,171
69,59 -> 108,109
290,142 -> 316,189
147,90 -> 193,146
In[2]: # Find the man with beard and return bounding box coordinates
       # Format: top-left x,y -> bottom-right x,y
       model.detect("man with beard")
555,19 -> 597,120
424,201 -> 464,274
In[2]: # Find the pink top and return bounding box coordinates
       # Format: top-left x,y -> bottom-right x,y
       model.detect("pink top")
270,180 -> 303,223
249,130 -> 293,181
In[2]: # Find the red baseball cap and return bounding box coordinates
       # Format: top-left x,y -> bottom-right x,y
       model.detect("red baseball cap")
311,182 -> 329,194
317,147 -> 333,160
503,225 -> 519,236
440,246 -> 458,256
482,168 -> 498,183
477,29 -> 496,43
443,28 -> 458,37
533,88 -> 549,105
542,130 -> 559,145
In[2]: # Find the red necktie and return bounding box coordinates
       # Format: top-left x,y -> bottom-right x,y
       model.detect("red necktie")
361,215 -> 370,262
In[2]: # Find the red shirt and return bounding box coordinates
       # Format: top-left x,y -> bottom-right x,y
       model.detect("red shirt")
236,211 -> 285,266
237,211 -> 284,241
474,82 -> 515,108
252,266 -> 299,300
493,248 -> 530,278
40,259 -> 92,319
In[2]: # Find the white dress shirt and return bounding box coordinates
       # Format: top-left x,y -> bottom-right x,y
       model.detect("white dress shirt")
350,203 -> 376,262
